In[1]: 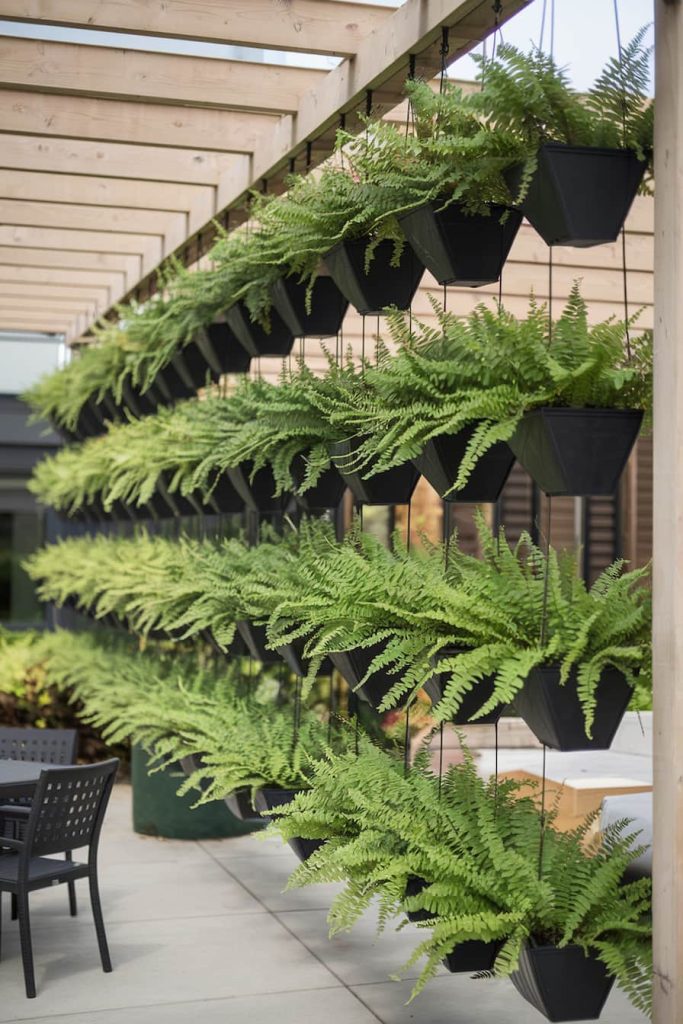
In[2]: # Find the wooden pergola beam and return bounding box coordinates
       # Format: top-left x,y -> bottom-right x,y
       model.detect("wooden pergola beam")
1,299 -> 98,315
0,169 -> 215,217
0,35 -> 329,115
0,199 -> 186,238
0,317 -> 72,332
0,224 -> 162,260
0,135 -> 231,185
0,265 -> 124,289
0,246 -> 141,280
0,0 -> 396,58
0,281 -> 111,303
0,90 -> 280,152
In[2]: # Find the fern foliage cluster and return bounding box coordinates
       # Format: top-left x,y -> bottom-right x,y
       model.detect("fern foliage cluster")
24,513 -> 651,735
22,30 -> 652,431
266,740 -> 652,1014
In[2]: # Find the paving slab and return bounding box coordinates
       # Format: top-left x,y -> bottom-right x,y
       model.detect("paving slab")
214,849 -> 344,912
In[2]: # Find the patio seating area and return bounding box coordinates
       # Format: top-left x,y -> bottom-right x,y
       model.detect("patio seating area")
0,777 -> 649,1024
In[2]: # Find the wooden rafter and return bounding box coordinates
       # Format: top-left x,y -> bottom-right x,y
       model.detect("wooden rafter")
0,247 -> 141,279
0,0 -> 397,58
0,35 -> 329,115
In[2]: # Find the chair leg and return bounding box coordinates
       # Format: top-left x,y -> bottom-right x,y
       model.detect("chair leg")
88,872 -> 112,973
65,852 -> 77,917
16,891 -> 36,999
11,893 -> 17,921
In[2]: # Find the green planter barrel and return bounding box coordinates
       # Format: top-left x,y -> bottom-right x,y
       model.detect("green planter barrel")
131,744 -> 259,839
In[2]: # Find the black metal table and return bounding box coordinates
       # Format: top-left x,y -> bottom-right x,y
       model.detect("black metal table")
0,759 -> 56,800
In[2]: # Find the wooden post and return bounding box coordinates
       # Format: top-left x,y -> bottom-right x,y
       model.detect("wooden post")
653,2 -> 683,1019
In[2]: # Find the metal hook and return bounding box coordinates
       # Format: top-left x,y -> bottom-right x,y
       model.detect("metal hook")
365,89 -> 373,117
408,53 -> 416,80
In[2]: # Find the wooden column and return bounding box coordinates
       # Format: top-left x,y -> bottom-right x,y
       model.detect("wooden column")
653,1 -> 683,1019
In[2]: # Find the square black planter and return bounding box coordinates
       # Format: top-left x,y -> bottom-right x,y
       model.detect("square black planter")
236,621 -> 281,664
224,787 -> 263,825
157,473 -> 202,518
507,144 -> 646,247
413,427 -> 515,503
424,648 -> 505,725
276,637 -> 333,677
513,664 -> 633,751
442,940 -> 501,974
152,359 -> 196,402
329,642 -> 407,710
174,340 -> 220,391
225,302 -> 295,357
120,378 -> 159,419
509,407 -> 643,497
203,473 -> 245,514
404,875 -> 437,923
329,439 -> 419,506
323,236 -> 424,316
227,462 -> 289,513
511,943 -> 614,1022
195,321 -> 252,375
271,275 -> 349,338
254,787 -> 324,862
399,202 -> 522,287
290,454 -> 347,512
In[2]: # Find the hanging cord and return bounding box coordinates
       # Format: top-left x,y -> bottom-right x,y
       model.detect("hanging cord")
339,112 -> 346,170
491,1 -> 503,62
612,0 -> 633,361
437,721 -> 444,799
537,742 -> 548,877
291,675 -> 302,761
403,705 -> 411,777
539,496 -> 553,647
439,27 -> 449,94
493,719 -> 499,813
538,0 -> 547,51
327,667 -> 337,746
376,315 -> 380,365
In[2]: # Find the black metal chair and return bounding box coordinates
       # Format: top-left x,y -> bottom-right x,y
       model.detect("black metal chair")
0,759 -> 118,998
0,727 -> 79,919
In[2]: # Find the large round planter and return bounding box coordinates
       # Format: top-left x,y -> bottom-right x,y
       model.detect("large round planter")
507,143 -> 646,247
254,786 -> 324,862
399,201 -> 522,287
227,462 -> 289,514
413,427 -> 515,503
225,302 -> 295,357
236,621 -> 281,664
132,745 -> 254,839
329,642 -> 405,710
329,439 -> 419,506
271,275 -> 349,338
509,407 -> 643,497
513,664 -> 633,751
195,321 -> 252,375
510,942 -> 614,1022
323,237 -> 424,316
424,649 -> 506,725
290,454 -> 347,512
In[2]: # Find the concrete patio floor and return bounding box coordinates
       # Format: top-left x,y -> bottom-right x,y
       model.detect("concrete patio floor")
0,781 -> 649,1024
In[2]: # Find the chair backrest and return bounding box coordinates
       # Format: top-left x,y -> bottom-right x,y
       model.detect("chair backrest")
0,726 -> 78,765
23,760 -> 119,860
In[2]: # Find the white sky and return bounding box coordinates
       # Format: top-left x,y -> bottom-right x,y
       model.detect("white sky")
0,0 -> 655,88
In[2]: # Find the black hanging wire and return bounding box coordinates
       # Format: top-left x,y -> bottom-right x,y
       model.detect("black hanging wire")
439,27 -> 449,93
491,1 -> 503,62
292,674 -> 303,761
612,0 -> 633,361
537,742 -> 548,877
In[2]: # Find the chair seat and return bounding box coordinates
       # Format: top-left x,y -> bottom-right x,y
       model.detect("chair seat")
0,854 -> 87,889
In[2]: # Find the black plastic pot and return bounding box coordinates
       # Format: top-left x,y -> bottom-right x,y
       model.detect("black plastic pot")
290,454 -> 347,512
399,202 -> 522,287
404,876 -> 436,923
152,360 -> 195,402
254,787 -> 324,862
323,237 -> 424,316
195,321 -> 252,375
276,637 -> 333,677
224,787 -> 263,825
227,462 -> 289,514
225,302 -> 295,357
329,439 -> 419,506
236,621 -> 280,664
507,143 -> 647,247
202,473 -> 245,515
513,664 -> 633,751
271,275 -> 349,338
157,473 -> 202,518
511,943 -> 614,1022
424,648 -> 505,725
329,642 -> 406,710
509,408 -> 643,497
121,378 -> 158,419
413,427 -> 515,503
442,940 -> 501,974
173,341 -> 220,392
